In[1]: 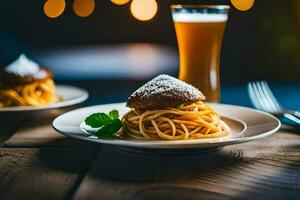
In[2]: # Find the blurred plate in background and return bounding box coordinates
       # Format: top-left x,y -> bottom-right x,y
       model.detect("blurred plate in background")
0,85 -> 88,120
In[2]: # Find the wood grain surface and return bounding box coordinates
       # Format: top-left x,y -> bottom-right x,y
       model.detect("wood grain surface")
0,119 -> 101,200
0,147 -> 98,200
4,119 -> 92,147
74,128 -> 300,200
1,119 -> 300,200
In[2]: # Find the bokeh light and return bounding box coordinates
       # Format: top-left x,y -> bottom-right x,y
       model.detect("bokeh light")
231,0 -> 255,11
111,0 -> 130,6
73,0 -> 95,17
130,0 -> 158,21
44,0 -> 66,18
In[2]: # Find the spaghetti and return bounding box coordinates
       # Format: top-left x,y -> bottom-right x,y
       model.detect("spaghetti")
123,100 -> 230,140
0,79 -> 59,107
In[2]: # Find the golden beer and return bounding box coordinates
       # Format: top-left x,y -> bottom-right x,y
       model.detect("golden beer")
172,5 -> 229,102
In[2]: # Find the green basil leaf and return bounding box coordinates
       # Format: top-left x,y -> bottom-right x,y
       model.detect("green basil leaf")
85,113 -> 111,128
109,110 -> 119,120
96,119 -> 122,137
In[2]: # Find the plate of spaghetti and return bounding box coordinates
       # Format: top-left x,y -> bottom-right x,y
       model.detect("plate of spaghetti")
53,75 -> 280,152
0,54 -> 88,117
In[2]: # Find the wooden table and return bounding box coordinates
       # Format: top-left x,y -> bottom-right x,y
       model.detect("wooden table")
1,82 -> 300,200
0,118 -> 300,200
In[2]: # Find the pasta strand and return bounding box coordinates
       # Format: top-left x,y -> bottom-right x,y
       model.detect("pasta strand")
122,101 -> 230,140
0,79 -> 59,107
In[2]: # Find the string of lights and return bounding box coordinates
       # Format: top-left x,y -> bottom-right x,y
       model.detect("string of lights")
43,0 -> 254,20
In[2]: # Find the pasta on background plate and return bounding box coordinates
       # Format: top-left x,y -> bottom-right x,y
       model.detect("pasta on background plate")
0,54 -> 60,108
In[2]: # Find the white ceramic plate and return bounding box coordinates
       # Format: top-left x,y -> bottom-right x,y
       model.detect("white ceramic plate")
52,103 -> 280,151
0,85 -> 88,118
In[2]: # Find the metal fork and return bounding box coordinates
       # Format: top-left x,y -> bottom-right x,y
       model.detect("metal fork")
248,81 -> 300,126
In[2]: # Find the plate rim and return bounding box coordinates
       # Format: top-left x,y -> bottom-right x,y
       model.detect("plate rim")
52,102 -> 281,149
0,84 -> 89,112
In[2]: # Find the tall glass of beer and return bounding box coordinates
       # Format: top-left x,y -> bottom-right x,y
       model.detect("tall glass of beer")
171,5 -> 229,102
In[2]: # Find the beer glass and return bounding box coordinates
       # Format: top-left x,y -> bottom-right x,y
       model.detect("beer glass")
171,5 -> 229,102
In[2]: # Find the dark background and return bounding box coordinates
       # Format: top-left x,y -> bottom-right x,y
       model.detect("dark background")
0,0 -> 299,84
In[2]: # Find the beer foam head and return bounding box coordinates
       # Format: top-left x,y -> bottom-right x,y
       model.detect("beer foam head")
172,13 -> 228,22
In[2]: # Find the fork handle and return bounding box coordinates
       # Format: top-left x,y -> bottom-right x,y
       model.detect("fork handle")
282,113 -> 300,126
287,111 -> 300,119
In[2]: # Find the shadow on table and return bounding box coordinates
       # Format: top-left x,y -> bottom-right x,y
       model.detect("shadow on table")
280,126 -> 300,135
5,135 -> 97,148
83,143 -> 300,199
87,145 -> 246,182
0,120 -> 25,144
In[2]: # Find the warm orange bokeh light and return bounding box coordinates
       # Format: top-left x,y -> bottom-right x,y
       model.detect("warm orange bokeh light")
231,0 -> 255,11
130,0 -> 158,21
73,0 -> 95,17
111,0 -> 130,6
44,0 -> 66,18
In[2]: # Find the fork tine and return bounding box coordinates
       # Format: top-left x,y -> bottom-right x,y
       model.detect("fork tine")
248,82 -> 272,112
255,81 -> 278,113
252,81 -> 274,112
260,81 -> 283,111
248,81 -> 275,113
248,82 -> 264,110
259,81 -> 281,113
